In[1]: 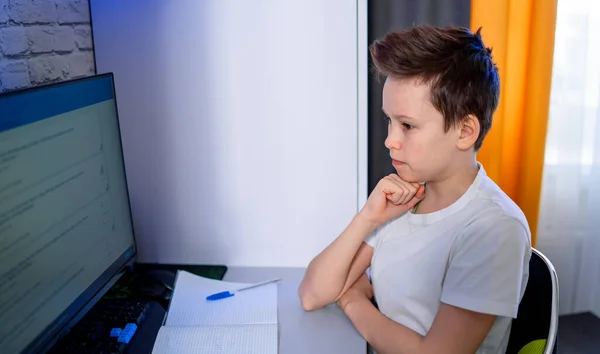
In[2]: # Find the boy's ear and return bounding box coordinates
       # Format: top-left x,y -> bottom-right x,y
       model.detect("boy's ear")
456,114 -> 480,150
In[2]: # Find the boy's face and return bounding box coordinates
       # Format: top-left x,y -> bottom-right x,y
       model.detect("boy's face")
382,77 -> 462,183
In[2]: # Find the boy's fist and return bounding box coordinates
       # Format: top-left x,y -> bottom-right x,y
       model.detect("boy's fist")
359,174 -> 425,226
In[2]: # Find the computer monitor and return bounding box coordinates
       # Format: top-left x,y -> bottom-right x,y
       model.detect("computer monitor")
0,73 -> 137,353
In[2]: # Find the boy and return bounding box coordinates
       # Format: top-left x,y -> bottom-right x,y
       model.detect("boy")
298,26 -> 531,354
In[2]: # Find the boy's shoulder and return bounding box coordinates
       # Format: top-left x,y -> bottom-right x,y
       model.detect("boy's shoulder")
459,171 -> 531,246
474,173 -> 529,224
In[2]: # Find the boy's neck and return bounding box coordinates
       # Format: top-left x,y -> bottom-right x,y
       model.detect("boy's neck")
416,157 -> 479,214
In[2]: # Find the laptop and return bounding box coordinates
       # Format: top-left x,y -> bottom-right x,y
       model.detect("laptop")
0,73 -> 166,353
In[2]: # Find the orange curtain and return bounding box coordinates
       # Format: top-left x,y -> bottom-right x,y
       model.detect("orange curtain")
470,0 -> 558,246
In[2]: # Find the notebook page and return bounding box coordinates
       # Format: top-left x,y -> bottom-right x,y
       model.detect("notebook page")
165,271 -> 278,327
151,324 -> 278,354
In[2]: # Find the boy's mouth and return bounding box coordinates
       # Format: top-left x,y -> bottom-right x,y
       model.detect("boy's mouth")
392,159 -> 405,166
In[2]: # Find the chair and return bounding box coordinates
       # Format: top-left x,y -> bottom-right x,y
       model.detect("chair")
506,248 -> 559,354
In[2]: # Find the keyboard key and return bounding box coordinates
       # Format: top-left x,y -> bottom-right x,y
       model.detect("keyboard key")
117,331 -> 132,344
110,328 -> 122,337
108,341 -> 127,353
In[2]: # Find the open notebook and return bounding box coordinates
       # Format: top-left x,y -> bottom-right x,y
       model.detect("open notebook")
151,270 -> 278,354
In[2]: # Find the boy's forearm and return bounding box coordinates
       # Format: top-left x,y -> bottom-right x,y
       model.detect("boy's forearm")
343,297 -> 424,354
299,214 -> 378,309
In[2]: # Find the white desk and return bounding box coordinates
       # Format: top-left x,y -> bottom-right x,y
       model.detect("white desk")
223,267 -> 367,354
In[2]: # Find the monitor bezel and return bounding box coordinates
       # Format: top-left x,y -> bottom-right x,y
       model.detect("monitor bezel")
0,73 -> 139,354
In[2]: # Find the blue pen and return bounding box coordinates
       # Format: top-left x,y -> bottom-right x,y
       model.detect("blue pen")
206,278 -> 282,301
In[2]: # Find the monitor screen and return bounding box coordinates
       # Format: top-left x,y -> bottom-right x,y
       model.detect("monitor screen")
0,73 -> 137,353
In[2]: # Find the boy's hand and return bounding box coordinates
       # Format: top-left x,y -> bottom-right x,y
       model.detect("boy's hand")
359,174 -> 425,226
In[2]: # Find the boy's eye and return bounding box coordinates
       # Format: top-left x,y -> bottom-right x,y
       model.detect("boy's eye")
384,116 -> 391,124
402,123 -> 414,130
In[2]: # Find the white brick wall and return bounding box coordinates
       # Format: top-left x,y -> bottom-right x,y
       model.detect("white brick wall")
0,0 -> 95,93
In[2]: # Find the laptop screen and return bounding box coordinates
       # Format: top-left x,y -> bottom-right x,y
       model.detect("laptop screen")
0,74 -> 137,353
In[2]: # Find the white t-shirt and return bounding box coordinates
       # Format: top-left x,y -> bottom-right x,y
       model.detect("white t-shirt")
365,163 -> 531,354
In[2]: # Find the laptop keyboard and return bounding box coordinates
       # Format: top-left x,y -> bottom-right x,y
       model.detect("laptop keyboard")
49,299 -> 151,354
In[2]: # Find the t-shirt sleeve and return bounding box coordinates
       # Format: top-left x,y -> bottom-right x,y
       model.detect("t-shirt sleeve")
364,226 -> 379,247
441,217 -> 531,318
364,218 -> 393,248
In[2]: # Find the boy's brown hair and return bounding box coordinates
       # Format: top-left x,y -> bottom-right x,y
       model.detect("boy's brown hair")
369,25 -> 499,151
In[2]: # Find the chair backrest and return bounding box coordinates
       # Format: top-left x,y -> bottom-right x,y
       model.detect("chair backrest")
506,248 -> 559,354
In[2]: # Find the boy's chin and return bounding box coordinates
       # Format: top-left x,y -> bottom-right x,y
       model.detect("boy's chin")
395,169 -> 421,183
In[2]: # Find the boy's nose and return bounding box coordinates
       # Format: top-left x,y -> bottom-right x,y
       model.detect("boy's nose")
385,136 -> 402,150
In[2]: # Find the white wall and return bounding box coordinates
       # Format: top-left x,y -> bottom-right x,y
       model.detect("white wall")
90,0 -> 366,267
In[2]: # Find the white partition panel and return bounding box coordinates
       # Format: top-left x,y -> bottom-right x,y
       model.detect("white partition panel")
90,0 -> 364,267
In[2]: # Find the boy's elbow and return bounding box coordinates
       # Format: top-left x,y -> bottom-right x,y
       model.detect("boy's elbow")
298,284 -> 326,311
299,293 -> 324,311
